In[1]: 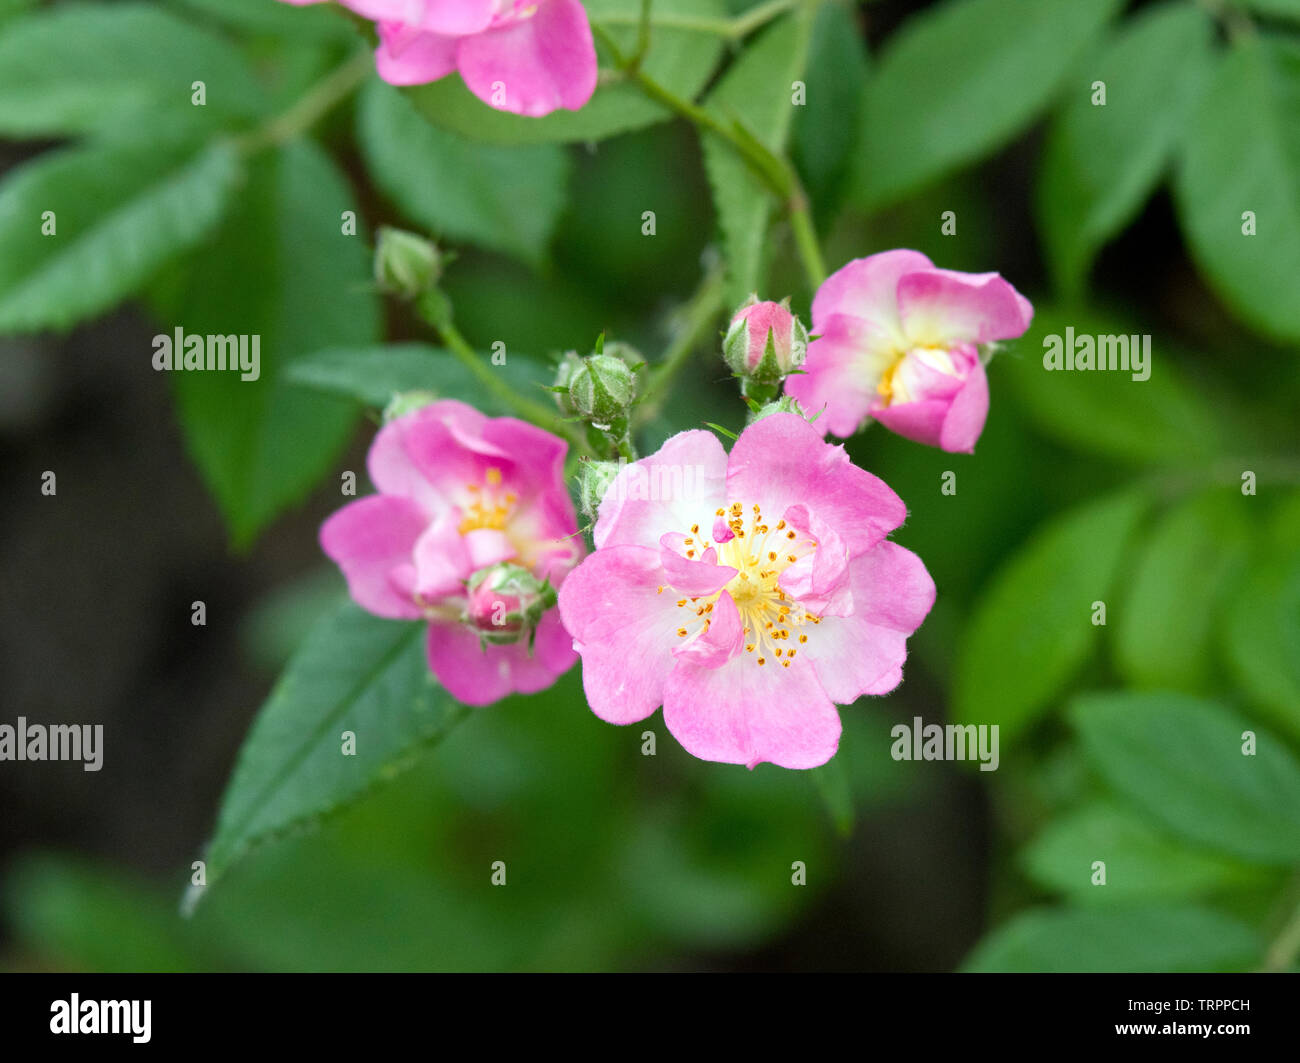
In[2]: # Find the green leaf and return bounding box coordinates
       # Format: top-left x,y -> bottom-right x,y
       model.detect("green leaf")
1223,528 -> 1300,745
285,342 -> 555,414
169,0 -> 360,40
0,2 -> 265,138
358,79 -> 572,266
701,12 -> 812,307
963,905 -> 1261,972
1176,37 -> 1300,343
161,140 -> 380,547
852,0 -> 1123,208
406,0 -> 728,145
194,602 -> 469,902
997,305 -> 1227,465
0,141 -> 242,334
1022,802 -> 1266,904
952,491 -> 1149,744
790,0 -> 868,226
1071,691 -> 1300,865
1037,3 -> 1214,296
1114,489 -> 1250,692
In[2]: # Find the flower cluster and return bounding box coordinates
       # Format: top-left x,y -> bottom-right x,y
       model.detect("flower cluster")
282,0 -> 598,116
318,243 -> 1030,769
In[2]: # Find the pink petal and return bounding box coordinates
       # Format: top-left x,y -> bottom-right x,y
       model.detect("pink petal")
800,542 -> 935,704
870,356 -> 989,454
420,0 -> 497,35
411,510 -> 472,599
492,608 -> 579,694
896,268 -> 1034,348
556,544 -> 680,725
664,654 -> 841,770
673,590 -> 744,668
594,429 -> 728,551
456,0 -> 597,116
367,401 -> 566,518
658,535 -> 736,596
374,23 -> 460,86
725,413 -> 907,558
811,250 -> 934,345
320,495 -> 427,620
784,314 -> 894,438
426,608 -> 574,706
462,527 -> 517,569
776,504 -> 852,616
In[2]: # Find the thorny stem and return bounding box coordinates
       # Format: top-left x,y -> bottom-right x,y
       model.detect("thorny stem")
232,48 -> 372,156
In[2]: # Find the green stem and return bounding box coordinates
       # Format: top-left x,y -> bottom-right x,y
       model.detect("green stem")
592,0 -> 799,39
421,302 -> 583,447
592,18 -> 826,295
233,49 -> 372,156
789,190 -> 828,289
636,266 -> 728,427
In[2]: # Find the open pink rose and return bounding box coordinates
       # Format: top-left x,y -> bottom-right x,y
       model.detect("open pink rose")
321,400 -> 583,705
786,250 -> 1033,452
557,414 -> 935,770
281,0 -> 598,116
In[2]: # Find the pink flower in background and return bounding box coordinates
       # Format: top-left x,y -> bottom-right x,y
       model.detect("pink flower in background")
281,0 -> 598,116
786,250 -> 1033,453
557,414 -> 935,770
321,400 -> 583,705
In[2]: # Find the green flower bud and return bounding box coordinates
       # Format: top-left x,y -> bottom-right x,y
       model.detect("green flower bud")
551,351 -> 585,417
568,353 -> 639,429
374,227 -> 442,300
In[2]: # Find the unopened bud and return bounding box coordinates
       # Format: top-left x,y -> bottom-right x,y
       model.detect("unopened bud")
723,295 -> 808,385
374,227 -> 441,299
568,353 -> 638,429
463,562 -> 556,648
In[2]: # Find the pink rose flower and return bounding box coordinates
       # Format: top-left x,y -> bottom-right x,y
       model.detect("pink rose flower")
557,414 -> 935,770
321,400 -> 583,705
786,250 -> 1033,453
281,0 -> 598,116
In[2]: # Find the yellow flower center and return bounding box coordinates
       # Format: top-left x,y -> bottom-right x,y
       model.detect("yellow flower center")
458,466 -> 517,534
877,345 -> 959,406
665,501 -> 822,669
